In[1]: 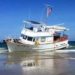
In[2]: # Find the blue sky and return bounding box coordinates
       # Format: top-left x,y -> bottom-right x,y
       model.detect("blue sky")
0,0 -> 75,41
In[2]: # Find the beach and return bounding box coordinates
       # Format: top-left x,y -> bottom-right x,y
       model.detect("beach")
0,42 -> 75,75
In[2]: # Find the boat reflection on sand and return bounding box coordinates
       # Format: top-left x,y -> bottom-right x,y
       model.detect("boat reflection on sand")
5,51 -> 69,75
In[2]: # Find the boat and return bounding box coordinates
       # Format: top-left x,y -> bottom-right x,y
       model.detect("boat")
6,20 -> 69,52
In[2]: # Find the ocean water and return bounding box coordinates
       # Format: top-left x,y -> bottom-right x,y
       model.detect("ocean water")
0,41 -> 75,75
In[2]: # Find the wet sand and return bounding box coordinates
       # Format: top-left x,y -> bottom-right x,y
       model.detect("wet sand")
0,50 -> 75,75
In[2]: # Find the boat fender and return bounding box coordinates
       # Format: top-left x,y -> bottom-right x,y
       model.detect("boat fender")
35,41 -> 39,46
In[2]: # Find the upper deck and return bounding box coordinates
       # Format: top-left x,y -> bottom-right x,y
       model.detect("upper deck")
21,20 -> 69,37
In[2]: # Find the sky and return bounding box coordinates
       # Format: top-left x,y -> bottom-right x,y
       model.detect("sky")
0,0 -> 75,41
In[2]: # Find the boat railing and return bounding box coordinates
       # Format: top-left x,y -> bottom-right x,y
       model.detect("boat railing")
25,27 -> 45,32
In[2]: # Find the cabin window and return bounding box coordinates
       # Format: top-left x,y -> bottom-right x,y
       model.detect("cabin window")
27,36 -> 33,41
29,27 -> 33,30
41,37 -> 45,42
21,34 -> 35,42
21,34 -> 27,39
24,36 -> 27,39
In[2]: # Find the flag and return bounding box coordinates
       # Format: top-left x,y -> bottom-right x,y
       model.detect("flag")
47,6 -> 52,17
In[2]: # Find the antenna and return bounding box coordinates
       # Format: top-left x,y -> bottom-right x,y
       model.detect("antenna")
28,8 -> 31,20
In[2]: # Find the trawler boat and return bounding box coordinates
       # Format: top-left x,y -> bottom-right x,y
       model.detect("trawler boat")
6,20 -> 69,52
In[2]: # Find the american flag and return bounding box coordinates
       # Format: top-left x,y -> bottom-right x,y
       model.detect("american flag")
47,6 -> 52,17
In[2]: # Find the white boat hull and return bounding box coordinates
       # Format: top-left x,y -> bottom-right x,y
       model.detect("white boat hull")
6,40 -> 69,52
